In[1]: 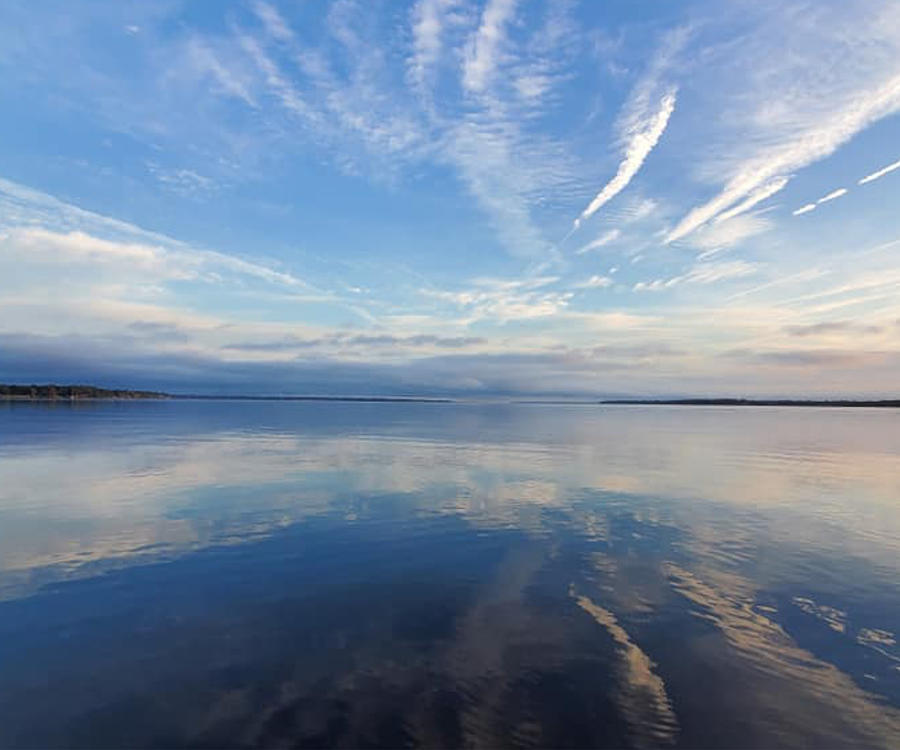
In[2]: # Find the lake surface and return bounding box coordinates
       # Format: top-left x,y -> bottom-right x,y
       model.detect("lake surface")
0,401 -> 898,748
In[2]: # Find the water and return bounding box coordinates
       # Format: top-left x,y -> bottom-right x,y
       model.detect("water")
0,400 -> 897,748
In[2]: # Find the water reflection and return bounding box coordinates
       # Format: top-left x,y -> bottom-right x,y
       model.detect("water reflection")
0,401 -> 897,747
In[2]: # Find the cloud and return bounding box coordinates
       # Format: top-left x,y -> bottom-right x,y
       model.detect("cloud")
4,227 -> 194,281
575,275 -> 613,289
664,0 -> 900,246
712,177 -> 790,225
784,321 -> 882,337
723,347 -> 891,369
236,30 -> 313,121
817,187 -> 848,204
691,212 -> 774,254
408,0 -> 461,92
147,163 -> 218,198
858,158 -> 900,185
252,1 -> 295,44
425,276 -> 572,322
634,260 -> 759,291
183,36 -> 257,107
574,89 -> 677,230
793,203 -> 817,216
575,229 -> 621,255
225,333 -> 486,353
677,260 -> 759,284
462,0 -> 517,93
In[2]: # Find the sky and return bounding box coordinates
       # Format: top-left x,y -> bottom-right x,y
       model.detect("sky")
1,0 -> 899,397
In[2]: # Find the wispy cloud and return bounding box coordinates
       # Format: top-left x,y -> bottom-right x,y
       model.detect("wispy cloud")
573,89 -> 677,231
858,158 -> 900,185
408,0 -> 461,92
462,0 -> 517,93
183,36 -> 258,107
425,276 -> 572,323
634,260 -> 759,291
575,275 -> 613,289
146,163 -> 218,198
252,1 -> 294,43
575,229 -> 621,255
665,0 -> 900,246
712,177 -> 789,226
793,203 -> 817,216
784,320 -> 882,337
693,212 -> 774,256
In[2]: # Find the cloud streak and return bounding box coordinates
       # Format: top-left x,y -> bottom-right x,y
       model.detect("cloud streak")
573,89 -> 677,231
665,7 -> 900,246
575,229 -> 621,255
793,185 -> 849,216
817,187 -> 848,204
858,158 -> 900,185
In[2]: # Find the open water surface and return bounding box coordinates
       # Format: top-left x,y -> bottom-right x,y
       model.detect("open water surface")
0,400 -> 897,748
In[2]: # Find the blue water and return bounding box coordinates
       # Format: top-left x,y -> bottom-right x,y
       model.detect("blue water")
0,400 -> 898,748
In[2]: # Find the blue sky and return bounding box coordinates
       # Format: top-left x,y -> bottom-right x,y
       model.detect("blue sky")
1,0 -> 899,396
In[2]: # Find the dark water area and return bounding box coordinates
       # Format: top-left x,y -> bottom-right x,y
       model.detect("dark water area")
0,401 -> 898,748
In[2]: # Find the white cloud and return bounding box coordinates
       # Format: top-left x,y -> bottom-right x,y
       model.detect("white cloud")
634,260 -> 759,291
5,228 -> 187,278
252,1 -> 294,43
575,229 -> 621,255
2,226 -> 316,294
691,212 -> 773,254
713,177 -> 789,225
575,275 -> 613,289
665,0 -> 900,247
624,198 -> 658,223
462,0 -> 517,93
791,185 -> 850,217
425,275 -> 572,322
677,260 -> 759,285
147,163 -> 217,197
236,31 -> 312,120
574,89 -> 677,230
408,0 -> 461,91
184,37 -> 257,107
858,158 -> 900,185
817,187 -> 848,204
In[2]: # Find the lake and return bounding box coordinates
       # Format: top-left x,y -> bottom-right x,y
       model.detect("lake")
0,401 -> 897,748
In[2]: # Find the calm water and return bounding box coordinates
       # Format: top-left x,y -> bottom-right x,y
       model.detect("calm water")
0,401 -> 898,749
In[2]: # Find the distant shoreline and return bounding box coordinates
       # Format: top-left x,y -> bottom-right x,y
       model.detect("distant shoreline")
2,384 -> 897,407
0,384 -> 449,403
599,398 -> 900,408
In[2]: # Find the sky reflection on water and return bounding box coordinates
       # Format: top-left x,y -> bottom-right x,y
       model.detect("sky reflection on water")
0,401 -> 898,748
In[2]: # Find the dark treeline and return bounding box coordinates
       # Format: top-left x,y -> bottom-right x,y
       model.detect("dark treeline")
0,384 -> 168,400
